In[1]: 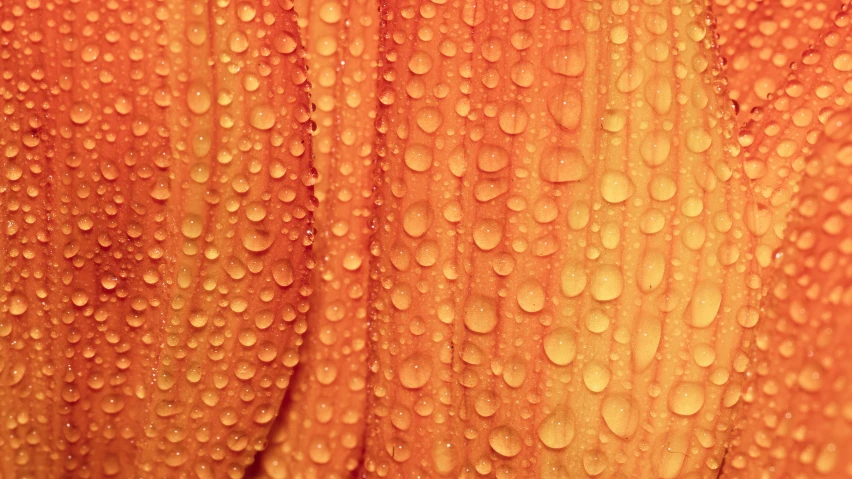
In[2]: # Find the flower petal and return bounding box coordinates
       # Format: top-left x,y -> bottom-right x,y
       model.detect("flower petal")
721,109 -> 852,478
360,0 -> 760,476
0,1 -> 313,476
252,0 -> 379,476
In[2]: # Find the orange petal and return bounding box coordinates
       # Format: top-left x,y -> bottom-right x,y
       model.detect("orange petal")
714,0 -> 848,121
360,0 -> 760,476
721,110 -> 852,477
733,12 -> 852,271
0,1 -> 313,476
717,12 -> 852,478
251,0 -> 379,476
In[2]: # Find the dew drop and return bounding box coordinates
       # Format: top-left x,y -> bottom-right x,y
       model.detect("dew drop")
600,394 -> 639,438
181,215 -> 203,239
590,264 -> 623,301
547,44 -> 586,76
242,229 -> 275,252
464,295 -> 498,333
250,105 -> 276,130
408,51 -> 433,74
668,382 -> 705,416
415,107 -> 444,133
638,250 -> 665,292
187,82 -> 212,115
404,143 -> 433,172
272,260 -> 294,287
70,102 -> 93,125
640,131 -> 671,167
685,127 -> 712,153
540,147 -> 587,183
543,328 -> 576,366
403,201 -> 433,238
560,263 -> 587,297
8,294 -> 28,316
498,103 -> 529,134
583,362 -> 611,392
477,144 -> 510,172
473,219 -> 503,251
686,282 -> 722,328
399,353 -> 433,389
517,279 -> 545,312
600,171 -> 635,204
489,425 -> 523,457
538,407 -> 575,449
308,438 -> 331,464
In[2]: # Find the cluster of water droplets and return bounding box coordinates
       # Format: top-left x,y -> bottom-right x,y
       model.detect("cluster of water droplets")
1,0 -> 314,476
720,109 -> 852,477
360,0 -> 763,476
252,0 -> 379,476
2,0 -> 851,476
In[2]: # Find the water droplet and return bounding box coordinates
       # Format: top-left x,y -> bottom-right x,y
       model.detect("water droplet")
586,309 -> 611,333
649,174 -> 677,201
517,279 -> 545,312
590,264 -> 623,301
8,293 -> 28,316
228,30 -> 249,53
640,131 -> 671,166
489,425 -> 523,457
634,315 -> 661,371
638,250 -> 665,292
547,87 -> 583,130
399,353 -> 433,388
547,44 -> 586,76
685,127 -> 712,153
583,362 -> 611,392
511,60 -> 536,87
272,260 -> 294,287
560,263 -> 586,297
464,295 -> 498,333
538,407 -> 575,449
187,82 -> 212,115
415,107 -> 443,133
242,229 -> 275,252
600,171 -> 635,204
250,104 -> 276,130
668,382 -> 705,416
473,219 -> 503,251
309,438 -> 331,464
474,391 -> 500,417
408,51 -> 433,74
543,328 -> 576,365
477,144 -> 510,172
686,282 -> 722,328
404,143 -> 433,172
736,306 -> 759,328
403,201 -> 433,238
601,394 -> 639,438
498,103 -> 529,134
540,147 -> 587,183
70,102 -> 93,124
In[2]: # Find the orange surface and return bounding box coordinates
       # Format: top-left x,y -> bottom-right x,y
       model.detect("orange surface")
721,110 -> 852,478
1,0 -> 313,477
359,0 -> 762,476
0,0 -> 850,478
252,0 -> 379,476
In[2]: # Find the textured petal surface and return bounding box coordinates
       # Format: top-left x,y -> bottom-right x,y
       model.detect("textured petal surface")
0,1 -> 313,476
735,10 -> 852,271
252,0 -> 379,476
721,110 -> 852,478
714,0 -> 848,121
360,0 -> 761,476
